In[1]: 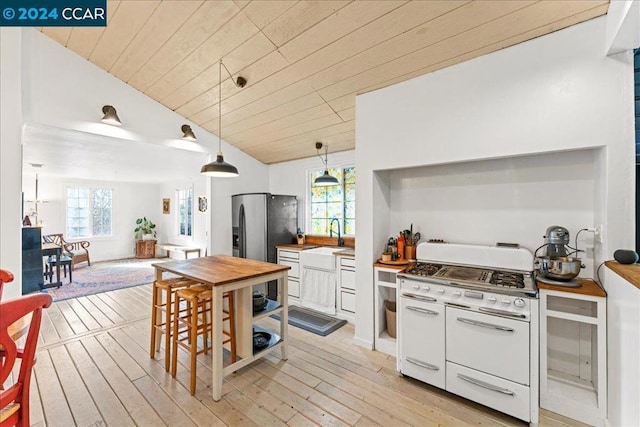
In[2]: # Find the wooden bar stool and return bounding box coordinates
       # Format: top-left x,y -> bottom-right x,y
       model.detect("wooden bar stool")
171,286 -> 236,395
150,277 -> 199,371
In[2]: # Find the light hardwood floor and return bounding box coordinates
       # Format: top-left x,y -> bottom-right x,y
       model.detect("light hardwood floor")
24,284 -> 585,427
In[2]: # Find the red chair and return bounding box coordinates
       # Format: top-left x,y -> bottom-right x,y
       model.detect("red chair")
0,270 -> 14,301
0,291 -> 52,426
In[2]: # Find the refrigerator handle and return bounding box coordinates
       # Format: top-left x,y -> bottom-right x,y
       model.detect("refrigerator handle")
239,204 -> 246,258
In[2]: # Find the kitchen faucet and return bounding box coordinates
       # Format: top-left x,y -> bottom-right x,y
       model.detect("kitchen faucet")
329,218 -> 344,247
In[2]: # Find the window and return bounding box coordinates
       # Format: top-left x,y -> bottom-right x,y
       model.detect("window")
177,188 -> 193,237
66,187 -> 112,238
309,166 -> 355,236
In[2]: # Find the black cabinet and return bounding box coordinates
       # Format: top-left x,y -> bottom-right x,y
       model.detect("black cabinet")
22,226 -> 43,294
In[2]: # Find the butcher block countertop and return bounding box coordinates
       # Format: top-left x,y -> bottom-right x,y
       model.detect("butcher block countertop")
536,277 -> 606,298
333,249 -> 354,257
153,254 -> 290,286
605,260 -> 640,290
275,244 -> 319,251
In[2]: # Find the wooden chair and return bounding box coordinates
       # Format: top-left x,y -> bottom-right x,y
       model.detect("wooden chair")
42,233 -> 91,270
171,286 -> 236,395
0,269 -> 14,301
0,291 -> 52,426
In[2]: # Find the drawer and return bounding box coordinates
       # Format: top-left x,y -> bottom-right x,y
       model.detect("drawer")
279,250 -> 299,260
341,291 -> 356,313
340,268 -> 355,290
446,307 -> 530,385
279,260 -> 299,278
288,279 -> 300,298
446,362 -> 531,422
340,257 -> 355,268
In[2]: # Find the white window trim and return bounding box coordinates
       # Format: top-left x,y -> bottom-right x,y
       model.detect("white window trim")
175,186 -> 194,240
305,162 -> 355,237
64,184 -> 114,239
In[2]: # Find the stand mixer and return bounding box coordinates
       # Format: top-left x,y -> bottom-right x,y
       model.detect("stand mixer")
535,225 -> 583,286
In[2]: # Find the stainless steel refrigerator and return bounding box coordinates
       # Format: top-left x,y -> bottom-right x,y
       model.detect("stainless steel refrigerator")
232,193 -> 297,299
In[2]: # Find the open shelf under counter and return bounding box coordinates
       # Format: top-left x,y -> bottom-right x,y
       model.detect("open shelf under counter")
252,299 -> 282,321
252,325 -> 283,356
539,278 -> 607,427
374,264 -> 403,356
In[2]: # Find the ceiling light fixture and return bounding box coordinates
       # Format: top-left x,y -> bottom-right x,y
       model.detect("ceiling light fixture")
201,60 -> 247,178
101,105 -> 121,126
181,124 -> 196,141
314,142 -> 339,186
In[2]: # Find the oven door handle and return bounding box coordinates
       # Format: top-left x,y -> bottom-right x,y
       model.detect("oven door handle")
406,306 -> 439,315
401,293 -> 437,302
406,357 -> 439,371
478,307 -> 527,319
456,317 -> 514,332
457,374 -> 515,396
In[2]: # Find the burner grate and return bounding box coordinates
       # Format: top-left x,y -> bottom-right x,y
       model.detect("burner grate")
490,271 -> 525,288
405,263 -> 442,276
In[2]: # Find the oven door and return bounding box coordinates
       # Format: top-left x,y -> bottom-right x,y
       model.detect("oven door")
399,294 -> 445,388
446,307 -> 530,385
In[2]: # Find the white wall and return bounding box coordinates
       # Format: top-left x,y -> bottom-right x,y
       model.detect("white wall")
388,149 -> 599,274
356,16 -> 634,350
158,179 -> 208,258
23,174 -> 160,262
0,29 -> 24,300
269,150 -> 355,233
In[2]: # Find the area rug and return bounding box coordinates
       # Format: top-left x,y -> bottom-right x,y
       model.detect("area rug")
271,306 -> 347,336
43,258 -> 172,302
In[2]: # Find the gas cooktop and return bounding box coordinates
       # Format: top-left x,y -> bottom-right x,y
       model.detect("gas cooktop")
402,262 -> 536,295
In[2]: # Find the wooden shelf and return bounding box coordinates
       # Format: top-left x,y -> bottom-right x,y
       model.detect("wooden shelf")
252,299 -> 282,321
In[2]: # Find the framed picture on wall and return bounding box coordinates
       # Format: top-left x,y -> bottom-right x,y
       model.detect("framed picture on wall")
198,196 -> 207,212
162,198 -> 170,214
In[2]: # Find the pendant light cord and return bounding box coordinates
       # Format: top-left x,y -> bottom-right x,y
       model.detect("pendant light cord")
316,143 -> 329,167
218,60 -> 222,155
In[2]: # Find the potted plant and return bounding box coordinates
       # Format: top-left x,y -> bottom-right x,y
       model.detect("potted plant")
134,217 -> 157,240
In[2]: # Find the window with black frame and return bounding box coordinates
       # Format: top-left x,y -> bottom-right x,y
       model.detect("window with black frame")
634,49 -> 640,253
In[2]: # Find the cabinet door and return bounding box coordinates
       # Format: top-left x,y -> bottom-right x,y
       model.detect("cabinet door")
340,268 -> 355,290
399,296 -> 445,388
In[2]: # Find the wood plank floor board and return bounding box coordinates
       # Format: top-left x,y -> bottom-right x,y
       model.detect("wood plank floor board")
75,295 -> 114,328
39,302 -> 61,343
29,369 -> 46,427
94,331 -> 147,381
95,292 -> 139,321
85,293 -> 126,324
225,367 -> 298,423
224,388 -> 287,427
55,300 -> 90,335
65,297 -> 103,330
33,350 -> 76,426
65,340 -> 136,427
285,413 -> 320,427
47,344 -> 104,426
44,301 -> 76,339
80,335 -> 166,426
132,375 -> 198,427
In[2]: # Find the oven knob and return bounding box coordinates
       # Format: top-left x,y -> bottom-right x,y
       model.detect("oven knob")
436,288 -> 445,294
501,298 -> 511,305
421,285 -> 430,291
453,291 -> 462,297
514,298 -> 525,308
412,284 -> 420,290
487,296 -> 497,303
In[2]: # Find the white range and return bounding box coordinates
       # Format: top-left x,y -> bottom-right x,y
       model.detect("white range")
397,242 -> 539,424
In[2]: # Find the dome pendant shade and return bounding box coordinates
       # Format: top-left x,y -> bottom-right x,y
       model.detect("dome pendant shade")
201,154 -> 239,177
201,59 -> 244,178
314,169 -> 339,186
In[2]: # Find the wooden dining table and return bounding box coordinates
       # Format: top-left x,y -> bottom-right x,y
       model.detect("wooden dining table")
152,254 -> 290,401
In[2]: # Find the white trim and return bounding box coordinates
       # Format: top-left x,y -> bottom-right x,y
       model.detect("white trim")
304,164 -> 356,236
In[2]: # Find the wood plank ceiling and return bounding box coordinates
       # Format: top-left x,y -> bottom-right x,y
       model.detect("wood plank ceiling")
40,0 -> 609,165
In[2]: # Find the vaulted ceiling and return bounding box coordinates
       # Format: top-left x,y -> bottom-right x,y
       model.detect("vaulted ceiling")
40,0 -> 608,164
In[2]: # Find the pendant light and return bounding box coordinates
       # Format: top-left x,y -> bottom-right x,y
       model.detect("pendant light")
201,60 -> 247,178
314,142 -> 339,186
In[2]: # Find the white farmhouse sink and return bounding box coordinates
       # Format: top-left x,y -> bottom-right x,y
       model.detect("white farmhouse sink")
300,246 -> 337,271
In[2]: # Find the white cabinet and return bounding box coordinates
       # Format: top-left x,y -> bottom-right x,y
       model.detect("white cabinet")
337,256 -> 356,320
539,279 -> 607,427
277,249 -> 301,302
374,265 -> 403,356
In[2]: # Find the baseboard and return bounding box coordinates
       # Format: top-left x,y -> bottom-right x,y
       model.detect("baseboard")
353,336 -> 374,350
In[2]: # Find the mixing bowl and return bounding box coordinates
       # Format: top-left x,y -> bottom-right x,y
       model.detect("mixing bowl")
537,256 -> 582,281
